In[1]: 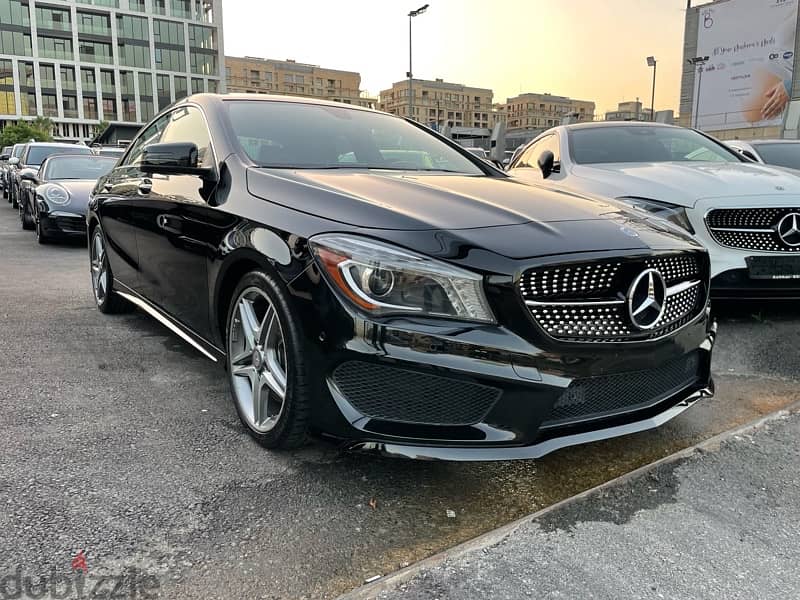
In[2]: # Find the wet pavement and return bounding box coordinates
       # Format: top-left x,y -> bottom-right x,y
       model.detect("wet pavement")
0,205 -> 797,599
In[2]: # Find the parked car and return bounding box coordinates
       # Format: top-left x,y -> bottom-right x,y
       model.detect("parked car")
464,147 -> 489,159
93,146 -> 126,159
14,142 -> 93,228
507,122 -> 800,298
5,143 -> 28,204
726,139 -> 800,170
0,145 -> 13,194
88,94 -> 714,460
21,154 -> 117,243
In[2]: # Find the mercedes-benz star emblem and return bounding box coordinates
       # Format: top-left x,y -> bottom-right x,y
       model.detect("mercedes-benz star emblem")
627,269 -> 667,330
777,213 -> 800,247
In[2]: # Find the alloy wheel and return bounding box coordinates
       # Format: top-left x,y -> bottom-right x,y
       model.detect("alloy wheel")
90,230 -> 108,305
228,287 -> 288,433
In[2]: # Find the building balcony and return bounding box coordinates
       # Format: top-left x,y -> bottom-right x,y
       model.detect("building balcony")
79,53 -> 113,65
39,78 -> 57,89
38,20 -> 72,32
63,108 -> 79,118
39,50 -> 74,61
78,24 -> 112,36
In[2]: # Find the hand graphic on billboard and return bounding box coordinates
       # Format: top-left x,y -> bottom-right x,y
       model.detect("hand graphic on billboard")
761,81 -> 790,120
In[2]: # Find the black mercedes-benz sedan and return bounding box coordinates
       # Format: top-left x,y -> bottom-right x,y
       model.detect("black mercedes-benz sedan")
88,94 -> 715,460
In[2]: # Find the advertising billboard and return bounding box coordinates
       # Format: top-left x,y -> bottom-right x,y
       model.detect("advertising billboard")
693,0 -> 798,131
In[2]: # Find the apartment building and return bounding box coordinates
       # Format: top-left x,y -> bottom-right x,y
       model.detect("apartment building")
504,92 -> 595,131
378,78 -> 493,130
225,56 -> 375,108
0,0 -> 225,142
605,100 -> 653,121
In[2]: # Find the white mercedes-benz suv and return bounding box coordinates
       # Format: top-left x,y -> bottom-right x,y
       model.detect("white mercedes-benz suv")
507,122 -> 800,298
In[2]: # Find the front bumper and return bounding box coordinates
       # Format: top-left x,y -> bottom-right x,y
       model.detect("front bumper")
688,202 -> 800,297
310,302 -> 716,461
39,211 -> 87,237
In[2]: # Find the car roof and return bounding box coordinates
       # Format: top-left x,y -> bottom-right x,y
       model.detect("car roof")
748,139 -> 800,144
175,92 -> 379,115
560,121 -> 682,132
25,142 -> 88,148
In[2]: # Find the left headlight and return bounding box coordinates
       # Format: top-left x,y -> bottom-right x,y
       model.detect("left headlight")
44,185 -> 70,205
618,197 -> 694,233
309,234 -> 495,323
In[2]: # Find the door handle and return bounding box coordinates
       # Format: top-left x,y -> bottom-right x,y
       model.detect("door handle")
137,178 -> 152,194
157,214 -> 182,235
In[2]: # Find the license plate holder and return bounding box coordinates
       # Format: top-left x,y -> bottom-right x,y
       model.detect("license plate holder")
746,255 -> 800,279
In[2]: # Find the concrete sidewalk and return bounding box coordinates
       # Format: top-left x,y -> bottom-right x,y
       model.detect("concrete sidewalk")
342,408 -> 800,600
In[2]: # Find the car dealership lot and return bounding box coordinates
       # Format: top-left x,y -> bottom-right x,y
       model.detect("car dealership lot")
0,208 -> 798,599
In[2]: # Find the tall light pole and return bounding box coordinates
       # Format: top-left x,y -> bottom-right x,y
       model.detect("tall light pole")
407,4 -> 429,122
646,56 -> 657,122
688,56 -> 709,129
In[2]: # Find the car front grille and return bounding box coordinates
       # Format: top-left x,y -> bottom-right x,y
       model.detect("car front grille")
331,361 -> 501,426
518,252 -> 708,343
706,208 -> 800,252
541,351 -> 701,428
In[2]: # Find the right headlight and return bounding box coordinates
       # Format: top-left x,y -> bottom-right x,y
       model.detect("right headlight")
309,234 -> 495,323
617,197 -> 694,233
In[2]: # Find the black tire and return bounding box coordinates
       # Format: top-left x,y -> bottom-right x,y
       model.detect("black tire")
20,196 -> 34,230
35,217 -> 49,244
90,225 -> 130,314
11,186 -> 17,209
225,270 -> 311,449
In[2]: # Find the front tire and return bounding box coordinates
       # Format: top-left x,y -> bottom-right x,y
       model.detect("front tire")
90,225 -> 129,313
20,195 -> 34,230
36,216 -> 49,244
226,270 -> 311,449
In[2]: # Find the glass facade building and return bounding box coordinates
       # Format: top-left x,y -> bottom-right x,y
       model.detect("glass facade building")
0,0 -> 224,141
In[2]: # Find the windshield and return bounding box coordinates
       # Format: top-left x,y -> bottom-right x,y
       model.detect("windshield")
226,101 -> 483,174
752,143 -> 800,169
569,126 -> 742,165
45,156 -> 117,180
26,145 -> 92,166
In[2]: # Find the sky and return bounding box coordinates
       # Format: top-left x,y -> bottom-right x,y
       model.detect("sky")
222,0 -> 692,116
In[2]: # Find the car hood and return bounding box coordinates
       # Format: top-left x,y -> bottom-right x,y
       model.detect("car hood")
571,161 -> 800,207
246,168 -> 700,258
250,168 -> 649,228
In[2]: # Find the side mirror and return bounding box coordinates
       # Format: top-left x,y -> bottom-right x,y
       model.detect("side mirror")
538,150 -> 555,179
9,157 -> 19,166
20,171 -> 38,184
741,149 -> 758,162
0,154 -> 9,161
141,142 -> 214,178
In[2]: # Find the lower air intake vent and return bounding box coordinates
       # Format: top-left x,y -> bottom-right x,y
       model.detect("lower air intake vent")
542,352 -> 701,428
332,361 -> 501,426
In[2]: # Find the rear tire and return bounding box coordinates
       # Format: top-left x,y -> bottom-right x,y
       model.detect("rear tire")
90,225 -> 129,314
225,270 -> 311,449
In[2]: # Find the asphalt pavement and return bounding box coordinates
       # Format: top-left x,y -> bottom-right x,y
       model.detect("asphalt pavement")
346,407 -> 800,600
0,204 -> 798,599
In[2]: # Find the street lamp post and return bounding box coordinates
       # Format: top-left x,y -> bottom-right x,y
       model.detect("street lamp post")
407,4 -> 429,122
646,56 -> 657,122
688,56 -> 709,129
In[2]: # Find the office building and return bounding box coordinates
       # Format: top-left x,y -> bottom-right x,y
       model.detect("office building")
0,0 -> 225,142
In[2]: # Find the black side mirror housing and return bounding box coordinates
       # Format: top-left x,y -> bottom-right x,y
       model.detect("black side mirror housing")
0,154 -> 9,161
141,142 -> 214,179
538,150 -> 555,179
741,149 -> 758,162
20,170 -> 38,184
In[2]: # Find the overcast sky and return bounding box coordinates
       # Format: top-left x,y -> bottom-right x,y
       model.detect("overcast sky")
222,0 -> 690,115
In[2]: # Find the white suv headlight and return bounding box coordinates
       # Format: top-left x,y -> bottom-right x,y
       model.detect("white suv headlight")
618,197 -> 694,233
309,234 -> 495,323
